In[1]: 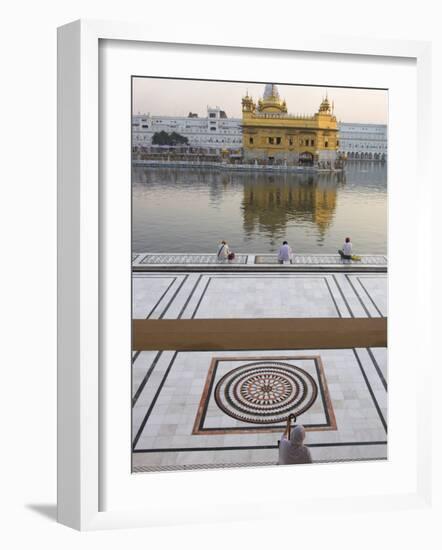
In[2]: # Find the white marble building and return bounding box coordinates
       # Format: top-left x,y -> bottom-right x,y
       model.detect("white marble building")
338,123 -> 388,161
132,106 -> 242,152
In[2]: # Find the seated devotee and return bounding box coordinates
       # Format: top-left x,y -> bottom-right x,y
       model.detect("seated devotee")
338,237 -> 353,260
278,423 -> 312,465
277,241 -> 293,264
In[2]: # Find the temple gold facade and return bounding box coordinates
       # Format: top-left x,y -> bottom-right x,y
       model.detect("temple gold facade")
242,84 -> 340,166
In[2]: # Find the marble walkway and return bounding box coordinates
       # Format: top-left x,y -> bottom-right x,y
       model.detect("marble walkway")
132,271 -> 388,472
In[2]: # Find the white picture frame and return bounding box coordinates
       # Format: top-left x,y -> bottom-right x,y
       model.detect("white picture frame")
57,19 -> 433,531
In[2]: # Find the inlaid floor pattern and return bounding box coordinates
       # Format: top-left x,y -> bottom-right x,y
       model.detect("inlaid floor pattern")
132,272 -> 387,471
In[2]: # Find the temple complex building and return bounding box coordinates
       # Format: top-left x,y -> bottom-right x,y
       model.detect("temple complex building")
132,83 -> 387,164
338,122 -> 387,161
132,106 -> 242,154
241,84 -> 340,166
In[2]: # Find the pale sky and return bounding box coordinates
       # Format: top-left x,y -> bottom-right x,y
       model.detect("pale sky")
132,77 -> 388,124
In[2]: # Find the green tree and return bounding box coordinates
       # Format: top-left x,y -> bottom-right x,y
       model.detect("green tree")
152,131 -> 188,146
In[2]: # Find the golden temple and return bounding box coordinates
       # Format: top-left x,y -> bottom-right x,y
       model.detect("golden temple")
242,84 -> 340,166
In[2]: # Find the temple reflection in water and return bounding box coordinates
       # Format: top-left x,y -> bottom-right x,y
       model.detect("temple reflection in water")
241,172 -> 345,244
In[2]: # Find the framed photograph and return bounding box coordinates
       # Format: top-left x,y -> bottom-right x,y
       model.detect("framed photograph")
57,20 -> 432,530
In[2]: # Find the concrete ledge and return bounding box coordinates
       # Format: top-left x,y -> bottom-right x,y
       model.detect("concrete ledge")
132,264 -> 387,273
132,253 -> 388,273
132,159 -> 343,173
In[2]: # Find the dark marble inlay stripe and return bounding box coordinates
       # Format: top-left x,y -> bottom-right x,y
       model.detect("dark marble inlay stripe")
344,274 -> 372,317
367,347 -> 387,391
133,440 -> 387,453
132,351 -> 163,407
146,277 -> 177,319
179,274 -> 203,318
159,275 -> 189,318
357,276 -> 386,318
132,352 -> 178,450
353,348 -> 387,433
191,277 -> 212,319
331,274 -> 355,318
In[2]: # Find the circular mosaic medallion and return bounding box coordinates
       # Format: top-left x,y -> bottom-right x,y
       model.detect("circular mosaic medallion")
214,362 -> 318,424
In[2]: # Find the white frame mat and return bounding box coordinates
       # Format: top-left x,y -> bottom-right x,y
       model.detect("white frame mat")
57,19 -> 432,530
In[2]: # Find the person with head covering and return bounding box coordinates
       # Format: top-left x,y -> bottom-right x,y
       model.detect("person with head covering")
278,423 -> 312,465
338,237 -> 352,260
277,241 -> 293,264
217,240 -> 230,262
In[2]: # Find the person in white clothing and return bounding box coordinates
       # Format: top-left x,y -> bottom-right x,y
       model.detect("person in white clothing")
277,241 -> 293,264
338,237 -> 353,260
278,423 -> 312,465
217,240 -> 230,261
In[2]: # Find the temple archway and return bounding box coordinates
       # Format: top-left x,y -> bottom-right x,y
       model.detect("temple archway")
299,151 -> 314,166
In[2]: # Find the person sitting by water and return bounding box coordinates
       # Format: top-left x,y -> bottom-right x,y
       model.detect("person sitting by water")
217,240 -> 230,261
338,237 -> 353,260
278,423 -> 312,465
277,241 -> 293,264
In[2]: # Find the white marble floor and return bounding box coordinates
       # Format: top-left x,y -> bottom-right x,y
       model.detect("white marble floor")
132,271 -> 388,471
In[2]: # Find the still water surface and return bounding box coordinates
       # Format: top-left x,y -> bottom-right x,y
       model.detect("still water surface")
132,162 -> 387,254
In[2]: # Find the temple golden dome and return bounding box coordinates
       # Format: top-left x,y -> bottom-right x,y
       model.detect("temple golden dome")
319,95 -> 331,113
241,92 -> 256,112
263,84 -> 280,100
257,83 -> 288,113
